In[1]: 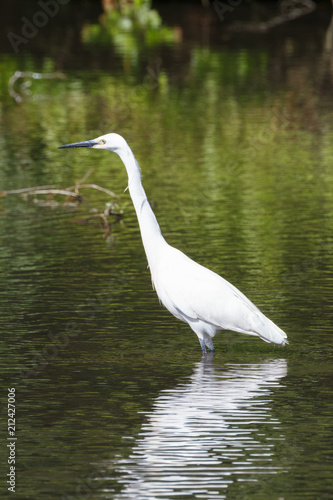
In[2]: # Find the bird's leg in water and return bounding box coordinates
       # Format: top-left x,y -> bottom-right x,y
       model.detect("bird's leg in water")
199,338 -> 207,354
199,337 -> 215,355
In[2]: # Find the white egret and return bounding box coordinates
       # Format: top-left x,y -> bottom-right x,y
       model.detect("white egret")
59,133 -> 288,353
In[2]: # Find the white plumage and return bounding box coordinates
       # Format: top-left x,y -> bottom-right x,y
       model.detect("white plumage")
59,133 -> 288,353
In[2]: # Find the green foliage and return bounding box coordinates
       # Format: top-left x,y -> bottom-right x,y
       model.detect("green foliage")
82,0 -> 177,65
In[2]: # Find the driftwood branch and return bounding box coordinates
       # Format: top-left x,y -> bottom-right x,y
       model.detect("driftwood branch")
0,174 -> 121,203
0,185 -> 57,197
75,169 -> 94,185
0,171 -> 124,236
65,170 -> 121,200
1,186 -> 81,200
25,188 -> 79,197
72,184 -> 121,200
227,0 -> 316,33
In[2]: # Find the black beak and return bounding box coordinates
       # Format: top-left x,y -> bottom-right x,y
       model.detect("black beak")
58,140 -> 98,149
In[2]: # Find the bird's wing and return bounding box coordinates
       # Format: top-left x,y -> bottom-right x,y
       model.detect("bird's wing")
153,244 -> 257,323
152,245 -> 287,344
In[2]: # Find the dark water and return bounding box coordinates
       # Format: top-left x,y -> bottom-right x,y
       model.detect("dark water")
1,1 -> 333,499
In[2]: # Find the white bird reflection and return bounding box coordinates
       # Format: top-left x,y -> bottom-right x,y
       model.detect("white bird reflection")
108,359 -> 287,500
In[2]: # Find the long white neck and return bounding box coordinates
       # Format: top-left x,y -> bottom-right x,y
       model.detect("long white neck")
116,144 -> 166,269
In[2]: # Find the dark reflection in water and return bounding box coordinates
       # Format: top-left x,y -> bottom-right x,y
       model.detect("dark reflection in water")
104,359 -> 287,499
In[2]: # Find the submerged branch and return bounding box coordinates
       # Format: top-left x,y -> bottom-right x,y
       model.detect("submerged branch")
8,71 -> 66,104
1,172 -> 124,236
73,211 -> 123,238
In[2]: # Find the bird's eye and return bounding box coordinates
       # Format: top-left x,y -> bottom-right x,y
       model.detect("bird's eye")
99,139 -> 106,145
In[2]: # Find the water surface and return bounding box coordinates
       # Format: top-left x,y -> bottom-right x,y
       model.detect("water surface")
0,2 -> 333,499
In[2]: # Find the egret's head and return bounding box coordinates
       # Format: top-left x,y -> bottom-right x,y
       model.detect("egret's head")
58,133 -> 127,153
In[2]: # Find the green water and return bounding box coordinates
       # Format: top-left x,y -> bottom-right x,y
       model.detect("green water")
1,1 -> 333,499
